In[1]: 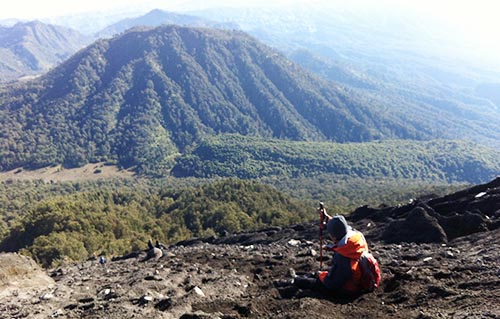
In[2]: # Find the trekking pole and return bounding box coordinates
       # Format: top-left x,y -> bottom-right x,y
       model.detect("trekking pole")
318,202 -> 325,270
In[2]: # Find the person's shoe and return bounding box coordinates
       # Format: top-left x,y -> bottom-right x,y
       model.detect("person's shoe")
273,279 -> 294,288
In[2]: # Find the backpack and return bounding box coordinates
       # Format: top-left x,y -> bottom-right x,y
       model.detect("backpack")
358,251 -> 381,292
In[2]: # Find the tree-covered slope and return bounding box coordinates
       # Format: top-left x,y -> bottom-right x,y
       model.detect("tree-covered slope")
0,25 -> 434,174
193,6 -> 500,148
0,21 -> 90,82
0,179 -> 309,267
172,135 -> 500,183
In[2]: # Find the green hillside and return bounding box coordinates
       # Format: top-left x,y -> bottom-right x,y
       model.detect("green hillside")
0,179 -> 309,267
172,135 -> 500,183
3,25 -> 498,177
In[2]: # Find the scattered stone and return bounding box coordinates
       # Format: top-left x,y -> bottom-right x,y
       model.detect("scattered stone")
50,309 -> 64,317
475,192 -> 487,198
193,286 -> 205,297
78,303 -> 95,311
138,295 -> 154,305
442,251 -> 455,258
144,275 -> 163,281
64,304 -> 78,310
78,297 -> 95,303
287,239 -> 301,246
155,298 -> 173,311
180,311 -> 220,319
40,293 -> 54,301
234,304 -> 252,316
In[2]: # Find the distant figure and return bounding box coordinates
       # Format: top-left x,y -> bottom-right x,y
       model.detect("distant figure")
147,239 -> 154,250
142,238 -> 163,262
99,256 -> 107,265
155,240 -> 167,250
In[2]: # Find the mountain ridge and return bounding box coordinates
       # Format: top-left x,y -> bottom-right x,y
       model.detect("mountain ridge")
0,25 -> 432,174
0,20 -> 90,82
96,9 -> 237,39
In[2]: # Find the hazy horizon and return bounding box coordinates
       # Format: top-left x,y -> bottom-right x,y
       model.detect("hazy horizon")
1,0 -> 499,72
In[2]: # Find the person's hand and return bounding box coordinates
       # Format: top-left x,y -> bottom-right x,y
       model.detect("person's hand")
318,206 -> 331,221
322,243 -> 335,251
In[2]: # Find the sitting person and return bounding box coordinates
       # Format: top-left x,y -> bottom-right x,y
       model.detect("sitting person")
280,211 -> 378,295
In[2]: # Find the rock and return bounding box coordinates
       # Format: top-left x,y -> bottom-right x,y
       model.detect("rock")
78,297 -> 94,303
475,192 -> 487,198
155,298 -> 173,311
287,239 -> 301,246
180,311 -> 221,319
139,295 -> 154,305
441,251 -> 455,259
144,275 -> 163,281
40,292 -> 55,300
382,207 -> 448,243
51,309 -> 64,318
193,286 -> 205,297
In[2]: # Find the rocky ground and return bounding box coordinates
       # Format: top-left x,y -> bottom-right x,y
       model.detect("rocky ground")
1,178 -> 499,318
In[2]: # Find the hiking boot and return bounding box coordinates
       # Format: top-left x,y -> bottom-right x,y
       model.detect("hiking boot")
273,279 -> 294,288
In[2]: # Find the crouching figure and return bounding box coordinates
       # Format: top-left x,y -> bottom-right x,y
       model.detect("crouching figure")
283,214 -> 381,295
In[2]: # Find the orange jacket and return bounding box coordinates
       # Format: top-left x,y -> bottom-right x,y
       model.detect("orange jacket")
319,230 -> 368,292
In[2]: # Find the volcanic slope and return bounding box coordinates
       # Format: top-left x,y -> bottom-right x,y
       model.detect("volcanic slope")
0,178 -> 498,318
1,25 -> 434,173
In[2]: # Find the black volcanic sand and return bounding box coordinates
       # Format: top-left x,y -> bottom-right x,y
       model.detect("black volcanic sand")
1,178 -> 499,318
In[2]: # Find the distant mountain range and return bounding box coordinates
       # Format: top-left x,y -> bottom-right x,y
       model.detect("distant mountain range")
0,10 -> 231,83
190,7 -> 500,136
0,21 -> 90,83
96,9 -> 237,39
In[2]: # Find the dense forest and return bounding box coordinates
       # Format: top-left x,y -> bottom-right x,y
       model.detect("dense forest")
1,25 -> 499,177
0,175 -> 466,268
0,179 -> 310,267
173,135 -> 500,183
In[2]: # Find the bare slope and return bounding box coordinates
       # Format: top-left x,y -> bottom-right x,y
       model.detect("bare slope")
0,178 -> 498,318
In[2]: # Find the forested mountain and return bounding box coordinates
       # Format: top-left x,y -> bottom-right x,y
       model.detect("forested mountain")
96,9 -> 236,39
0,179 -> 309,267
0,25 -> 448,174
0,21 -> 90,82
191,6 -> 500,147
173,135 -> 500,183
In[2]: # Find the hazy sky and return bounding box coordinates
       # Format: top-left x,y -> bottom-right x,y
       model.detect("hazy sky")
2,0 -> 499,22
1,0 -> 499,58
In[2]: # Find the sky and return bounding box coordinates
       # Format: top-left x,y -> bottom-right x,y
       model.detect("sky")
1,0 -> 499,60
